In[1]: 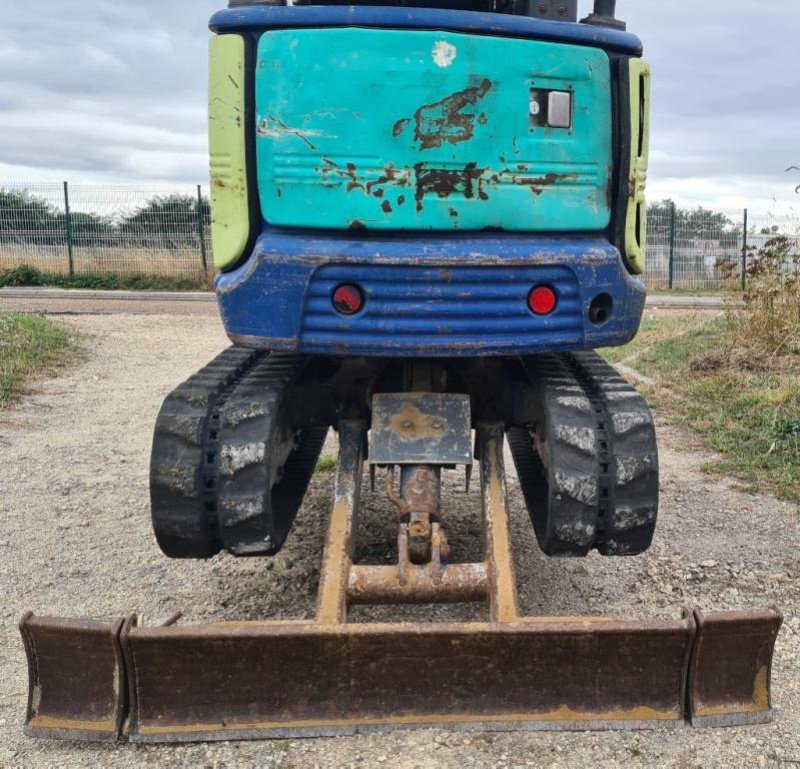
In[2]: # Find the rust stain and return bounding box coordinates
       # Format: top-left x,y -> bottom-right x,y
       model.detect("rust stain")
388,401 -> 447,442
695,665 -> 770,717
29,715 -> 118,731
319,158 -> 366,193
413,78 -> 492,150
392,118 -> 410,137
136,704 -> 679,736
413,162 -> 487,212
381,200 -> 392,214
503,171 -> 578,196
397,195 -> 406,206
348,220 -> 366,231
365,164 -> 406,195
345,162 -> 364,192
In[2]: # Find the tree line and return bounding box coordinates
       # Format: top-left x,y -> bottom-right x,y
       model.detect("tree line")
0,188 -> 210,249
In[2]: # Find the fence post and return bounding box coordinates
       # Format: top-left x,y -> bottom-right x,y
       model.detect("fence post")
197,184 -> 208,276
668,200 -> 676,290
63,181 -> 74,278
741,208 -> 748,292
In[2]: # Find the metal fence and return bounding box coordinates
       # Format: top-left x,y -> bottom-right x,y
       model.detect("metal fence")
1,182 -> 798,290
0,183 -> 211,283
643,205 -> 800,291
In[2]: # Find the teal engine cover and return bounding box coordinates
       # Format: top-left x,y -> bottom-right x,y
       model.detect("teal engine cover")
255,28 -> 612,231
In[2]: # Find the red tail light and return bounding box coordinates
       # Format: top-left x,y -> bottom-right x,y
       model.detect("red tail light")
528,285 -> 557,316
332,284 -> 364,315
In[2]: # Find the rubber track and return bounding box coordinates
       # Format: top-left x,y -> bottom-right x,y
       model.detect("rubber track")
150,347 -> 266,558
216,353 -> 329,556
508,351 -> 658,557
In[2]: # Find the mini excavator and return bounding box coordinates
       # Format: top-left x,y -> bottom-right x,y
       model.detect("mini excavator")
21,0 -> 781,742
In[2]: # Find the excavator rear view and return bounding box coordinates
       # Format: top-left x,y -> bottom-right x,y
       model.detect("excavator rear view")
21,0 -> 781,742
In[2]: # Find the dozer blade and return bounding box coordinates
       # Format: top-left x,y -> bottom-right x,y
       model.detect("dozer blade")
19,421 -> 782,742
689,609 -> 783,727
19,612 -> 132,742
19,609 -> 782,742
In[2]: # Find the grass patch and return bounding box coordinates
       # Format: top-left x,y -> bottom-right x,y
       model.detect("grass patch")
0,312 -> 74,408
601,314 -> 800,501
315,456 -> 337,474
599,314 -> 719,368
0,264 -> 211,292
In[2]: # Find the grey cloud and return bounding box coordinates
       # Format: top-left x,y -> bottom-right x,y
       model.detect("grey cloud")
1,0 -> 798,205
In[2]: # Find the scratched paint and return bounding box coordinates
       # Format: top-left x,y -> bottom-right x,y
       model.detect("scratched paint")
255,28 -> 613,231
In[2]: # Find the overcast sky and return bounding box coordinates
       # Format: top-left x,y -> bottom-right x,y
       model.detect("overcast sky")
1,0 -> 798,213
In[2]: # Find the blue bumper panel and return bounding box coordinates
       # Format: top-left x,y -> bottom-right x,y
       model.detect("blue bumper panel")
210,6 -> 643,57
215,232 -> 645,357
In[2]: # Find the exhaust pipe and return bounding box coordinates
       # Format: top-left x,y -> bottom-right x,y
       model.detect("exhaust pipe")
582,0 -> 626,30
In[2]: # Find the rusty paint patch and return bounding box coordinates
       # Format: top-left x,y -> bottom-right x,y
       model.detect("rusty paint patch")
413,162 -> 487,212
388,401 -> 447,442
392,118 -> 410,137
413,78 -> 492,150
381,200 -> 392,214
507,171 -> 577,196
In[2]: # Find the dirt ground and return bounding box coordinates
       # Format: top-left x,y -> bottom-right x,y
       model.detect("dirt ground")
0,307 -> 798,769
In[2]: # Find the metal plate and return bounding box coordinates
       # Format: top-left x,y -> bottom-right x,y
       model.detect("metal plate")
255,28 -> 612,232
370,393 -> 472,465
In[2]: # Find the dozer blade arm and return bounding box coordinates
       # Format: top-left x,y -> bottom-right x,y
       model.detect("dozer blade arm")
19,422 -> 782,742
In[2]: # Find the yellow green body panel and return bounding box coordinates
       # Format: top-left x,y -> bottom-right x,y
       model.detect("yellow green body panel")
624,59 -> 651,275
209,34 -> 250,271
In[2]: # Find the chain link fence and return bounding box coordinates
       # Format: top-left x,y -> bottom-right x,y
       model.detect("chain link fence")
1,182 -> 798,290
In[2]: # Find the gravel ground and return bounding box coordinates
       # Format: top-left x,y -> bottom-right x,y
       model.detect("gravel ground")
0,310 -> 798,769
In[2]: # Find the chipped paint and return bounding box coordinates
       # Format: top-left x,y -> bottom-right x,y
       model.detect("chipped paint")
431,40 -> 457,68
413,78 -> 492,150
255,30 -> 612,231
